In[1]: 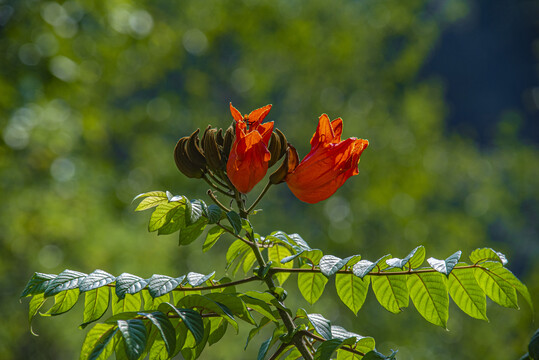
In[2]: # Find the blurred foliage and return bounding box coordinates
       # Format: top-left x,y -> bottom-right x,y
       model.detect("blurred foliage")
1,0 -> 537,359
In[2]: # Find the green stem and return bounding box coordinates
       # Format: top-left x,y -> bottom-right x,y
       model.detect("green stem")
206,190 -> 231,213
203,175 -> 234,197
246,182 -> 272,214
238,204 -> 313,360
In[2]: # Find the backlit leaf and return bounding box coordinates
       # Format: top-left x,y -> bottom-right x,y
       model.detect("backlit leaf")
448,266 -> 487,320
269,245 -> 293,285
80,287 -> 110,328
371,269 -> 409,314
407,272 -> 448,328
335,272 -> 369,315
298,264 -> 328,305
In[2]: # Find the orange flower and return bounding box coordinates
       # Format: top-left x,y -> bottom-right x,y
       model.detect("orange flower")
226,103 -> 274,193
285,114 -> 369,204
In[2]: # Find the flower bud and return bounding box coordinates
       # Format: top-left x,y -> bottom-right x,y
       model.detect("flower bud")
267,132 -> 282,168
222,123 -> 235,158
216,128 -> 224,147
174,137 -> 205,178
275,128 -> 288,159
186,129 -> 206,169
202,127 -> 225,171
269,144 -> 299,184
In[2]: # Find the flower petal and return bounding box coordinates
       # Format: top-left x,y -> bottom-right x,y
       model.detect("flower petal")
248,104 -> 272,127
230,103 -> 243,122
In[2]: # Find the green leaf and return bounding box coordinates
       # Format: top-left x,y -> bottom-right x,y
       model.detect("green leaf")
407,272 -> 449,328
257,337 -> 272,360
371,269 -> 408,314
448,266 -> 487,320
79,270 -> 116,292
43,288 -> 79,316
335,272 -> 369,315
159,302 -> 204,344
307,313 -> 332,340
206,292 -> 256,325
28,293 -> 46,334
491,265 -> 533,310
148,201 -> 184,232
226,239 -> 251,267
473,262 -> 519,309
298,264 -> 328,305
21,272 -> 56,297
156,204 -> 187,235
474,262 -> 531,310
280,249 -> 323,266
242,251 -> 257,274
176,294 -> 238,332
352,255 -> 391,279
44,269 -> 87,297
135,192 -> 169,211
386,246 -> 425,269
186,199 -> 206,226
245,317 -> 272,350
315,338 -> 343,360
269,245 -> 293,285
112,293 -> 142,315
208,317 -> 228,346
147,275 -> 180,298
179,217 -> 208,246
470,248 -> 508,265
240,295 -> 278,322
203,226 -> 226,252
133,191 -> 168,201
427,251 -> 461,276
226,210 -> 242,235
204,204 -> 223,224
186,271 -> 216,287
115,273 -> 148,299
319,255 -> 348,277
80,287 -> 110,328
354,336 -> 376,355
81,323 -> 118,360
117,319 -> 147,360
140,311 -> 176,357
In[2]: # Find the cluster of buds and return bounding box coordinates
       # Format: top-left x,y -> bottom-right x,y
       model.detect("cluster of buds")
174,104 -> 290,191
174,103 -> 369,204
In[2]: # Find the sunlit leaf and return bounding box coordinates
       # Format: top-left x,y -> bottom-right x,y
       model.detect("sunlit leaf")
44,269 -> 87,297
186,271 -> 215,287
147,275 -> 180,298
42,289 -> 79,316
298,264 -> 328,305
427,251 -> 461,276
319,255 -> 348,277
178,217 -> 208,245
371,269 -> 409,314
306,313 -> 332,340
115,273 -> 148,299
80,287 -> 110,328
140,311 -> 176,357
448,266 -> 487,320
112,293 -> 142,315
203,226 -> 226,252
80,323 -> 118,360
269,245 -> 293,285
148,201 -> 184,232
335,272 -> 369,315
117,319 -> 147,360
469,248 -> 508,265
407,272 -> 448,328
134,192 -> 169,211
21,273 -> 56,298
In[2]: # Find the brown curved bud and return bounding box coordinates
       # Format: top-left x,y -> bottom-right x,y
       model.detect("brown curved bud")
202,127 -> 224,171
267,132 -> 282,168
216,128 -> 224,147
269,144 -> 299,184
186,129 -> 206,169
174,137 -> 204,178
222,123 -> 235,157
275,128 -> 288,159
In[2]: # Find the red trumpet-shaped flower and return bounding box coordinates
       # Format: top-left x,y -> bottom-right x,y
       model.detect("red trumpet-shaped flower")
226,103 -> 274,193
285,114 -> 369,204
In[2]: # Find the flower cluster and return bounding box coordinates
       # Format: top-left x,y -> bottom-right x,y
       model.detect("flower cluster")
174,104 -> 368,204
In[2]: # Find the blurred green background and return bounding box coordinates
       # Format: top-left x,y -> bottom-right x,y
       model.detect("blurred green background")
1,0 -> 538,359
